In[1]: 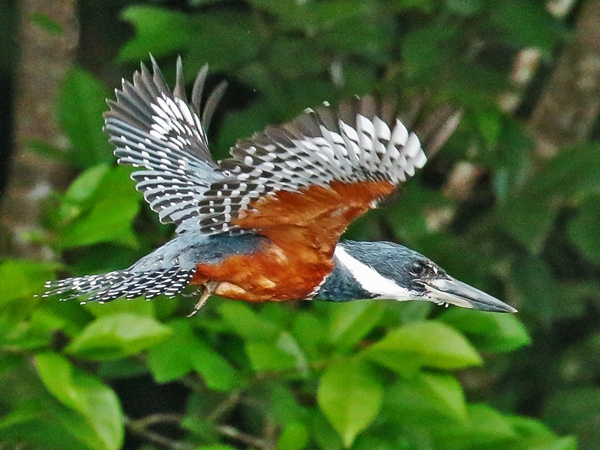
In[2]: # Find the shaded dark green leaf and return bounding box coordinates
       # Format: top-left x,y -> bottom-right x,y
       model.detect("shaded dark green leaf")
35,352 -> 124,450
118,6 -> 198,61
385,372 -> 467,425
439,309 -> 530,352
57,68 -> 112,167
489,0 -> 562,56
148,319 -> 237,390
568,195 -> 600,265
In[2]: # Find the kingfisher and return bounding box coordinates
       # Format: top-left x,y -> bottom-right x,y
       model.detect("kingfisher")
43,58 -> 516,316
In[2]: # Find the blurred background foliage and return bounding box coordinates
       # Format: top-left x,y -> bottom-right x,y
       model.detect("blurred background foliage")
0,0 -> 599,449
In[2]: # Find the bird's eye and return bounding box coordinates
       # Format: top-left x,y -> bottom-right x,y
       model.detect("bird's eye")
410,260 -> 429,277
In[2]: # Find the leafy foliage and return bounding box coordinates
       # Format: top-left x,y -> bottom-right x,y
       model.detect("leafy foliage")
1,0 -> 597,449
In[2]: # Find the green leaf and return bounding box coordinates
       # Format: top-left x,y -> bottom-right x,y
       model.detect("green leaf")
0,401 -> 89,450
439,309 -> 530,352
386,185 -> 454,247
497,143 -> 600,253
66,313 -> 171,360
245,339 -> 297,373
57,68 -> 112,167
364,321 -> 482,375
265,38 -> 326,80
317,358 -> 383,447
185,12 -> 260,72
35,352 -> 124,450
308,411 -> 344,450
56,164 -> 110,224
63,164 -> 110,206
385,372 -> 467,424
217,301 -> 280,341
446,0 -> 481,16
118,6 -> 198,61
432,403 -> 517,447
568,196 -> 600,265
402,22 -> 460,81
84,295 -> 156,318
529,437 -> 578,450
0,259 -> 57,304
269,384 -> 307,426
489,0 -> 561,56
277,422 -> 309,450
196,446 -> 237,450
190,340 -> 238,391
147,319 -> 237,390
476,107 -> 502,146
328,301 -> 385,353
394,0 -> 436,12
508,416 -> 578,450
495,189 -> 557,254
189,0 -> 229,5
291,311 -> 327,359
147,319 -> 195,382
508,256 -> 557,327
544,387 -> 600,449
58,166 -> 141,249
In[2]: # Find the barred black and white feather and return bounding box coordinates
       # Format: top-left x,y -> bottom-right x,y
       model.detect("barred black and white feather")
104,57 -> 226,231
42,268 -> 195,303
199,96 -> 426,234
105,58 -> 425,236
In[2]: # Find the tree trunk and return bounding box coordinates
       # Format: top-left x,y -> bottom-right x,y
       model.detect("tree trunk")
0,0 -> 78,259
528,0 -> 600,156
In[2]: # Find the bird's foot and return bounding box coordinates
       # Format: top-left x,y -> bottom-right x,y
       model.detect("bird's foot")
187,281 -> 219,317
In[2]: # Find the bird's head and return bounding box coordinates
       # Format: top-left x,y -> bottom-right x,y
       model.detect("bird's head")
322,241 -> 516,313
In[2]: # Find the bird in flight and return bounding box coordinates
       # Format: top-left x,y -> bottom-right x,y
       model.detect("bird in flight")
43,58 -> 516,315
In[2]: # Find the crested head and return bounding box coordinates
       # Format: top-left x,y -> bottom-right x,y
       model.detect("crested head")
316,240 -> 516,313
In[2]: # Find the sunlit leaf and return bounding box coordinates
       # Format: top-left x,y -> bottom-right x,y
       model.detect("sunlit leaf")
318,358 -> 383,447
58,166 -> 140,249
277,422 -> 309,450
328,301 -> 385,353
0,259 -> 57,304
66,313 -> 171,360
364,321 -> 482,375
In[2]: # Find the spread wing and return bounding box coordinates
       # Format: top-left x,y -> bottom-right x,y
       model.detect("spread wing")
200,96 -> 426,248
105,59 -> 426,249
104,57 -> 227,229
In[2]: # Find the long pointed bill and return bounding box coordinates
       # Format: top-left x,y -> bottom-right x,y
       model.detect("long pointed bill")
424,276 -> 517,313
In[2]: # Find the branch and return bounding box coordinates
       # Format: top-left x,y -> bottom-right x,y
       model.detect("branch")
215,425 -> 271,450
125,414 -> 195,450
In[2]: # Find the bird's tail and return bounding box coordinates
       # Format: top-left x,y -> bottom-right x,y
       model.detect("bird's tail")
42,267 -> 195,304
